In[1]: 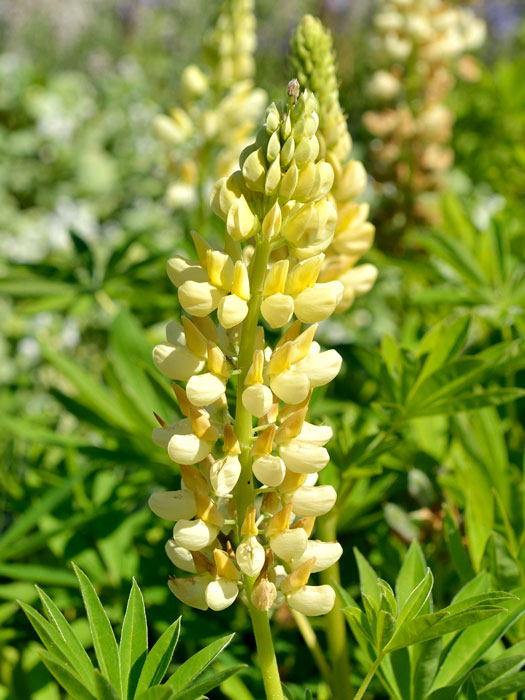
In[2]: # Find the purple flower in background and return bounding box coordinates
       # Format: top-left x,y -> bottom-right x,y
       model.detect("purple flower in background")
482,0 -> 523,40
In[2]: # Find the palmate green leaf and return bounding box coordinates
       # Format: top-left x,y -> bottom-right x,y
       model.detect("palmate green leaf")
412,637 -> 443,699
395,541 -> 427,610
354,548 -> 381,609
444,507 -> 475,583
19,601 -> 71,667
73,563 -> 121,697
414,315 -> 471,386
465,488 -> 494,572
94,671 -> 120,700
384,611 -> 449,652
120,579 -> 148,700
166,633 -> 235,693
135,687 -> 176,700
396,568 -> 433,629
135,619 -> 181,693
0,563 -> 77,586
419,388 -> 525,416
478,673 -> 525,699
472,655 -> 525,693
41,344 -> 135,432
0,465 -> 94,559
35,586 -> 95,691
38,650 -> 96,700
431,586 -> 525,691
171,664 -> 246,700
409,230 -> 487,288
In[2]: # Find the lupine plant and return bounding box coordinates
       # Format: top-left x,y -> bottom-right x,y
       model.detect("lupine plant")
153,0 -> 266,219
148,77 -> 373,699
362,0 -> 486,237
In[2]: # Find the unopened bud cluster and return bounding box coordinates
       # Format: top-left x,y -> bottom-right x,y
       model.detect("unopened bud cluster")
291,15 -> 377,312
363,0 -> 486,226
154,0 -> 266,210
149,85 -> 361,617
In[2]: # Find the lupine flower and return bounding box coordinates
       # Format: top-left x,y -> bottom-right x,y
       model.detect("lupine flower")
154,0 -> 266,211
291,15 -> 378,312
150,81 -> 370,621
362,0 -> 486,230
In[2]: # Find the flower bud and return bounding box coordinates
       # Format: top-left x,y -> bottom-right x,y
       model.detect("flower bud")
293,282 -> 344,323
291,485 -> 337,517
262,202 -> 282,241
334,160 -> 367,201
251,578 -> 277,611
226,195 -> 258,241
252,454 -> 286,487
165,540 -> 197,573
242,147 -> 266,191
218,294 -> 249,328
205,579 -> 239,611
236,536 -> 266,577
270,528 -> 308,561
149,490 -> 197,521
154,111 -> 192,144
291,540 -> 343,573
181,64 -> 208,98
279,161 -> 299,200
168,575 -> 210,610
265,103 -> 280,133
153,343 -> 204,381
178,281 -> 225,317
287,584 -> 335,616
265,157 -> 282,195
173,519 -> 218,551
209,455 -> 241,496
279,441 -> 330,474
186,372 -> 225,407
242,383 -> 273,418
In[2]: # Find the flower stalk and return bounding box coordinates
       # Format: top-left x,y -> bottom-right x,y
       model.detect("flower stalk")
149,62 -> 375,694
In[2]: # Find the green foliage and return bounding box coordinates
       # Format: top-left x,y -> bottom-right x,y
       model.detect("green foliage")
344,546 -> 525,700
19,568 -> 243,700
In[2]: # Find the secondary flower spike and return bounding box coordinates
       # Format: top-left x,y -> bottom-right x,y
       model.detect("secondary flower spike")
149,79 -> 371,621
291,14 -> 378,311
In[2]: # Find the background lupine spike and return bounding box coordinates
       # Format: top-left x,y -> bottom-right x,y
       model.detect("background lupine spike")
290,14 -> 378,312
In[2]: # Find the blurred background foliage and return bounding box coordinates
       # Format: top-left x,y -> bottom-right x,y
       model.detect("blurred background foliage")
1,1 -> 524,698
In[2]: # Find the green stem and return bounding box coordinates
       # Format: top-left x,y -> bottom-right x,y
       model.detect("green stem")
317,511 -> 353,700
291,610 -> 332,687
234,238 -> 272,525
353,653 -> 384,700
248,597 -> 284,700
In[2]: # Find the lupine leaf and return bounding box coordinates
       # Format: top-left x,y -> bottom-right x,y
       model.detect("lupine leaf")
472,655 -> 525,692
431,586 -> 525,690
395,541 -> 427,610
38,650 -> 96,700
135,618 -> 181,693
396,568 -> 433,628
166,634 -> 235,693
354,548 -> 381,609
135,687 -> 176,700
36,585 -> 95,692
119,579 -> 148,700
94,671 -> 120,700
171,664 -> 246,700
73,564 -> 121,696
0,466 -> 93,558
19,601 -> 71,667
